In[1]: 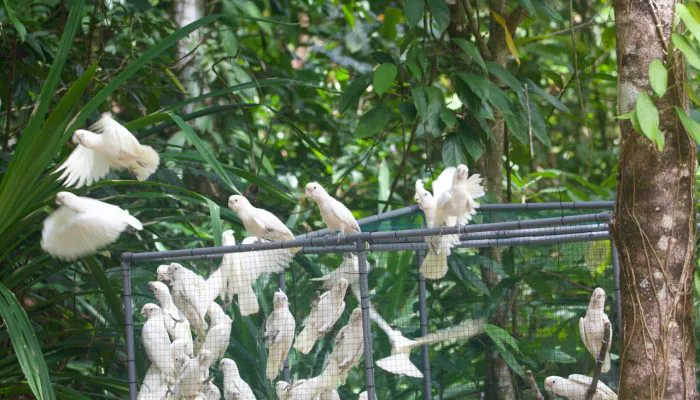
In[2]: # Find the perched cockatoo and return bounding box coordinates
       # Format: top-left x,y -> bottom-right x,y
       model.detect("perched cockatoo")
329,308 -> 364,373
433,165 -> 485,228
148,281 -> 193,354
374,316 -> 486,378
544,375 -> 617,400
580,288 -> 612,373
318,389 -> 341,400
414,177 -> 459,280
140,304 -> 175,384
173,349 -> 212,399
275,375 -> 329,400
55,112 -> 159,188
220,358 -> 256,400
166,263 -> 220,338
157,264 -> 173,283
41,192 -> 143,260
264,290 -> 296,380
171,338 -> 194,376
197,302 -> 233,362
219,231 -> 295,315
311,254 -> 367,293
304,182 -> 361,236
227,195 -> 295,242
358,391 -> 368,400
295,278 -> 349,354
137,365 -> 169,400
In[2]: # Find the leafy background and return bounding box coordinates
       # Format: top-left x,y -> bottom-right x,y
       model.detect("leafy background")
0,0 -> 699,399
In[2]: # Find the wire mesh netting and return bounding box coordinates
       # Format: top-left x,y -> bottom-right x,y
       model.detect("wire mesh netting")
124,205 -> 619,400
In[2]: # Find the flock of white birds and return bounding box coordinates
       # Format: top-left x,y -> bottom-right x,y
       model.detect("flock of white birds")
39,113 -> 617,399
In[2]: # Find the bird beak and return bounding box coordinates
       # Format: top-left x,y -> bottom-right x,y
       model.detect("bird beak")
304,187 -> 312,197
140,309 -> 147,317
71,134 -> 80,145
147,282 -> 155,292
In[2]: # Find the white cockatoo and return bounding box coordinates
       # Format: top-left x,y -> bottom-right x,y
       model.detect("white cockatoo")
295,278 -> 349,354
580,287 -> 612,373
55,112 -> 159,188
414,177 -> 459,280
311,254 -> 366,293
220,358 -> 256,400
304,182 -> 361,236
157,264 -> 173,283
227,195 -> 296,242
264,290 -> 296,380
219,231 -> 295,315
140,304 -> 175,384
173,349 -> 212,399
319,390 -> 340,400
137,365 -> 169,400
433,165 -> 485,228
166,263 -> 220,338
41,192 -> 143,260
148,281 -> 194,354
544,375 -> 617,400
171,338 -> 194,376
197,302 -> 233,362
374,316 -> 486,378
329,308 -> 364,373
275,376 -> 327,400
200,381 -> 222,400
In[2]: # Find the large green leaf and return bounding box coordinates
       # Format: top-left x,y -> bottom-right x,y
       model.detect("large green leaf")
339,74 -> 371,113
0,283 -> 56,400
355,104 -> 394,137
3,0 -> 27,41
373,63 -> 398,96
427,0 -> 450,35
635,92 -> 663,151
675,106 -> 700,144
169,113 -> 240,194
672,33 -> 700,70
404,0 -> 424,27
648,59 -> 668,97
453,38 -> 487,72
677,4 -> 700,44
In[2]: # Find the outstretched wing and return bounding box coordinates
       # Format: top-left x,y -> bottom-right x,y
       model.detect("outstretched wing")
93,113 -> 142,157
55,145 -> 111,188
239,236 -> 294,282
431,167 -> 455,199
412,319 -> 486,348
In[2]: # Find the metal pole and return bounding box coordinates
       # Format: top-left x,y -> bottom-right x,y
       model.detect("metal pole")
356,239 -> 376,400
121,254 -> 138,400
611,240 -> 623,339
417,250 -> 431,400
277,273 -> 291,381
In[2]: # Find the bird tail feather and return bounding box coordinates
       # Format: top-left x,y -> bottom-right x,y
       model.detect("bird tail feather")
376,354 -> 423,378
134,145 -> 160,181
266,349 -> 284,380
238,289 -> 259,316
420,250 -> 448,280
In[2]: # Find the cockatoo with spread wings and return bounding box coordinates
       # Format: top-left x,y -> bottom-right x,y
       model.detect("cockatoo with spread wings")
579,288 -> 612,373
219,231 -> 295,315
41,192 -> 143,260
56,112 -> 159,188
374,314 -> 486,378
304,182 -> 361,236
544,375 -> 617,399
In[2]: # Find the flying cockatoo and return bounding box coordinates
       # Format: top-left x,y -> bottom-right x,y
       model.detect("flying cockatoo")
414,177 -> 459,279
219,231 -> 295,315
304,182 -> 361,236
41,192 -> 143,260
264,290 -> 296,380
220,358 -> 257,400
227,195 -> 296,242
544,375 -> 617,400
295,278 -> 349,354
580,287 -> 612,373
433,165 -> 485,228
196,302 -> 233,362
374,316 -> 487,378
173,349 -> 212,399
140,304 -> 175,384
55,112 -> 159,188
329,308 -> 364,373
148,281 -> 193,354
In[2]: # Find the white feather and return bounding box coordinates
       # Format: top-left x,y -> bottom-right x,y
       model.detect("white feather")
198,302 -> 232,362
544,375 -> 617,400
141,304 -> 175,383
305,182 -> 360,234
579,288 -> 612,373
294,279 -> 349,354
221,358 -> 256,400
41,192 -> 142,260
264,290 -> 296,380
227,196 -> 295,242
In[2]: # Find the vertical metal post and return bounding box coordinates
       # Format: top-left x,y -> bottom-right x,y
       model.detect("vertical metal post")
611,240 -> 623,339
417,250 -> 431,400
278,273 -> 291,381
356,239 -> 376,400
121,255 -> 137,400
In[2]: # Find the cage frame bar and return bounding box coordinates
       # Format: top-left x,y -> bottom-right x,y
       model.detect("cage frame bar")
356,239 -> 377,400
417,249 -> 431,400
120,256 -> 138,400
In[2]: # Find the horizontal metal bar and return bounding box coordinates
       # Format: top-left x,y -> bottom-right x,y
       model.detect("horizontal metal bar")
478,201 -> 615,211
127,212 -> 612,262
295,205 -> 421,239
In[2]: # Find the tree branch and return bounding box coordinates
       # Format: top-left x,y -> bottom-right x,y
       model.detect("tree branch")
526,370 -> 544,400
462,0 -> 492,60
4,36 -> 17,151
585,321 -> 612,400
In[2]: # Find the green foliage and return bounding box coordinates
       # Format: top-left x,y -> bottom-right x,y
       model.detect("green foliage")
635,92 -> 663,151
648,60 -> 668,97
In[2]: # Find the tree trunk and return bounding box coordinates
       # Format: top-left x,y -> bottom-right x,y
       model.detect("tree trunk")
612,1 -> 697,399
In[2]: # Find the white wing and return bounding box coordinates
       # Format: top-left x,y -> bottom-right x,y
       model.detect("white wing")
55,145 -> 112,188
93,113 -> 142,157
41,204 -> 141,260
568,374 -> 617,399
412,319 -> 486,348
254,208 -> 295,241
328,197 -> 360,232
240,236 -> 295,280
431,167 -> 455,200
465,173 -> 485,199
